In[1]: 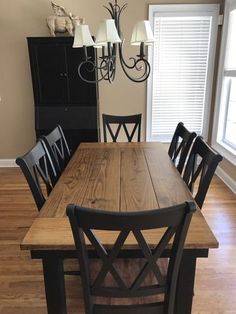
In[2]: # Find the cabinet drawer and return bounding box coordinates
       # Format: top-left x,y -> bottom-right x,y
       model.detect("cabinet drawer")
35,106 -> 98,130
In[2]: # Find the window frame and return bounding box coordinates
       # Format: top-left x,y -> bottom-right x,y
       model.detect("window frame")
146,4 -> 220,142
212,0 -> 236,165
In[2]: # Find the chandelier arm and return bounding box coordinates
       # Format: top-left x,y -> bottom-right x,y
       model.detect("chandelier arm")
99,69 -> 109,81
104,2 -> 127,35
117,41 -> 151,81
118,42 -> 138,69
106,59 -> 115,83
78,61 -> 110,83
99,59 -> 116,81
99,69 -> 115,82
99,58 -> 116,83
118,4 -> 127,17
120,59 -> 151,83
99,65 -> 109,81
99,59 -> 109,81
119,50 -> 151,83
104,5 -> 114,18
110,60 -> 116,82
107,44 -> 117,82
116,4 -> 127,36
133,58 -> 150,79
134,60 -> 150,79
127,57 -> 145,72
110,1 -> 121,13
107,66 -> 113,83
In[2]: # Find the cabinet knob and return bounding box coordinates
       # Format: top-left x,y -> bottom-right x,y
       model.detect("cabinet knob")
64,107 -> 68,112
59,73 -> 64,77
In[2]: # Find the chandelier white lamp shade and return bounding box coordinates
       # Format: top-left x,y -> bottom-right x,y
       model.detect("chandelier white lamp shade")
73,0 -> 154,83
73,25 -> 95,47
131,21 -> 155,46
95,19 -> 122,46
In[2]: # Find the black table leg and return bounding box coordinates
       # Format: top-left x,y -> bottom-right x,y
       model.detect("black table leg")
42,255 -> 67,314
175,250 -> 208,314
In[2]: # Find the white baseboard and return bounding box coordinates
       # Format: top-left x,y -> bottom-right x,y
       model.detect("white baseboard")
216,166 -> 236,194
0,159 -> 17,167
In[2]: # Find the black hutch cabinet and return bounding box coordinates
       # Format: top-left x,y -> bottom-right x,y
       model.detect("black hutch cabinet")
27,37 -> 99,152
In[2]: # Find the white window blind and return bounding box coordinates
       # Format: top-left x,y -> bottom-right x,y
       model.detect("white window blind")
147,5 -> 219,142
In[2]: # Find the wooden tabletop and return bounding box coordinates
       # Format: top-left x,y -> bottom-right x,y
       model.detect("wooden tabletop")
21,142 -> 218,251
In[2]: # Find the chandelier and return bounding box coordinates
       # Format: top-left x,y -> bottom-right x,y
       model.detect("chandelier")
72,0 -> 154,83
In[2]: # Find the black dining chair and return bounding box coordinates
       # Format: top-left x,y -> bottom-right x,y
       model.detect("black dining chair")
183,136 -> 223,209
102,114 -> 142,142
16,140 -> 57,210
41,125 -> 71,179
67,201 -> 196,314
168,122 -> 196,174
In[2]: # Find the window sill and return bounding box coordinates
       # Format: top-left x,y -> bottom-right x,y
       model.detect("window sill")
212,141 -> 236,166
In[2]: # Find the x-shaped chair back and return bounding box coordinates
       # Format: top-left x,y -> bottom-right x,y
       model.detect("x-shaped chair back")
41,125 -> 71,178
16,140 -> 57,210
168,122 -> 196,174
67,202 -> 196,314
183,136 -> 223,208
102,114 -> 142,142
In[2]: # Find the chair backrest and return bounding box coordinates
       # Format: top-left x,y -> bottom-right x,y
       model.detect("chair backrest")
102,114 -> 142,142
41,125 -> 71,177
67,202 -> 196,314
16,140 -> 57,210
183,136 -> 223,208
168,122 -> 196,174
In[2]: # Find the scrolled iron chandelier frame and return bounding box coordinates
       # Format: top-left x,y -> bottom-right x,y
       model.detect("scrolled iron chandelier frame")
73,0 -> 154,84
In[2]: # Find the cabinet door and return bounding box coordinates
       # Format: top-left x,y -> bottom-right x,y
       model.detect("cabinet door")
28,37 -> 99,148
66,46 -> 97,106
34,44 -> 69,105
35,106 -> 98,130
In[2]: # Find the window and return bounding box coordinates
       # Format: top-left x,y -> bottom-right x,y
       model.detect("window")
224,78 -> 236,148
212,1 -> 236,164
147,4 -> 219,142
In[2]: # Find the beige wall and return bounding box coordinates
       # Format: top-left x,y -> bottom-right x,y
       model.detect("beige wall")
1,0 -> 234,184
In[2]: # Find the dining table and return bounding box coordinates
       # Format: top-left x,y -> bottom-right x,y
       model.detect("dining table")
21,142 -> 218,314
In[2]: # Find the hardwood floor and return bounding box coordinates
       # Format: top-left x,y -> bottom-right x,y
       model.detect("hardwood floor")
0,168 -> 235,313
192,176 -> 236,314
